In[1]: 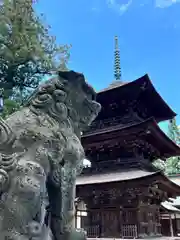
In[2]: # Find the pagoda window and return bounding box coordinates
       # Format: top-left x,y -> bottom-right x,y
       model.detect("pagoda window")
122,209 -> 137,224
142,211 -> 148,223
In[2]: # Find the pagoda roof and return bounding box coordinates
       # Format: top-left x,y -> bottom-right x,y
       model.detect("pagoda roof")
76,169 -> 180,196
97,74 -> 176,122
171,197 -> 180,207
99,80 -> 128,92
82,118 -> 180,159
161,202 -> 180,212
76,169 -> 157,185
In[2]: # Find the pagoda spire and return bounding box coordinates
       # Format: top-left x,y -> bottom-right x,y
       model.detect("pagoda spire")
114,36 -> 121,81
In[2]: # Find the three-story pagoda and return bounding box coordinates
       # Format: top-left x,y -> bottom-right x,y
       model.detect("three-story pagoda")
75,36 -> 180,239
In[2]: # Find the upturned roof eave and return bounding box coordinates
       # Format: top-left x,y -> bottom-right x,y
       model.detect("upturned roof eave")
97,74 -> 176,121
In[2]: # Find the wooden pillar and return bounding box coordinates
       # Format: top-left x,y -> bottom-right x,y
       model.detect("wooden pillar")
174,213 -> 177,236
169,213 -> 174,237
119,206 -> 123,238
137,207 -> 141,236
137,200 -> 147,238
75,202 -> 78,229
99,208 -> 102,237
72,184 -> 76,229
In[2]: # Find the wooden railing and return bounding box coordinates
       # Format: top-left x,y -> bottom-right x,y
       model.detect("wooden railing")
121,224 -> 138,238
85,224 -> 138,238
85,225 -> 100,238
139,222 -> 162,238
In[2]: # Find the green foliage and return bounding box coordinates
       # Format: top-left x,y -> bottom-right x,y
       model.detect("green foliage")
165,118 -> 180,175
1,98 -> 20,119
0,0 -> 70,101
165,156 -> 180,175
168,118 -> 180,145
153,159 -> 166,171
153,118 -> 180,175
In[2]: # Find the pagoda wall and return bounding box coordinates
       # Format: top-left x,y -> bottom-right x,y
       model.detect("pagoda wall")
82,141 -> 158,176
83,107 -> 142,135
76,180 -> 163,238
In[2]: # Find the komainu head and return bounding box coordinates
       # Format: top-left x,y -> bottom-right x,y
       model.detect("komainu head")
25,70 -> 101,131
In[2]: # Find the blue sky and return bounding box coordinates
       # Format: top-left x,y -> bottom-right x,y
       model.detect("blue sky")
35,0 -> 180,132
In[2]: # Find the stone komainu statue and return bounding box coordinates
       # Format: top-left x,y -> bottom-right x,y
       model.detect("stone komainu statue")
0,71 -> 101,240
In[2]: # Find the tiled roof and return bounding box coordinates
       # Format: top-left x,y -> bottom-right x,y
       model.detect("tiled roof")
168,178 -> 180,206
172,197 -> 180,206
76,169 -> 157,186
98,80 -> 128,93
96,74 -> 176,122
161,202 -> 180,212
170,178 -> 180,186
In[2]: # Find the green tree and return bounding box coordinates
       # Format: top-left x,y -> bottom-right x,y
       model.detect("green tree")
165,118 -> 180,175
153,118 -> 180,174
165,157 -> 180,175
1,98 -> 20,119
0,0 -> 70,102
168,118 -> 180,145
153,159 -> 166,171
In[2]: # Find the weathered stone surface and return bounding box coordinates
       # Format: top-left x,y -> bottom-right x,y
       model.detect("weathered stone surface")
0,70 -> 101,240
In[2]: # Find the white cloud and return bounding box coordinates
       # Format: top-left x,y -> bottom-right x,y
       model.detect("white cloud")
105,0 -> 180,15
107,0 -> 133,15
155,0 -> 180,8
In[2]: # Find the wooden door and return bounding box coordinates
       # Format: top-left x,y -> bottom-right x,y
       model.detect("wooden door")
101,209 -> 119,237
